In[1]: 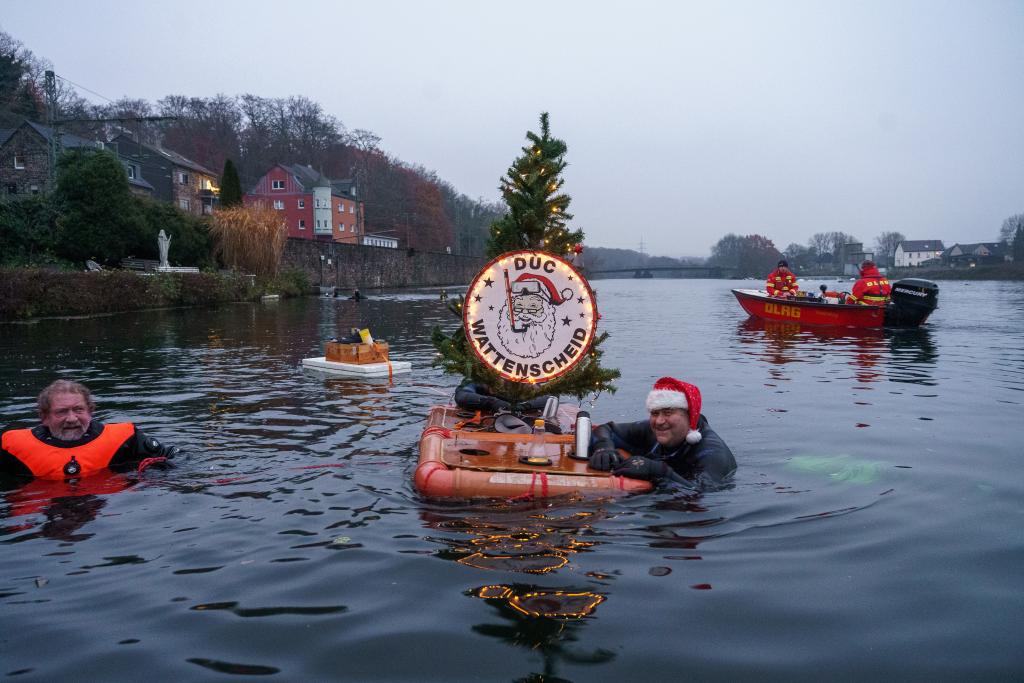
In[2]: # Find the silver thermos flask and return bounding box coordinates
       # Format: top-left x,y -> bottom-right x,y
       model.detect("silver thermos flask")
574,411 -> 591,460
542,396 -> 559,421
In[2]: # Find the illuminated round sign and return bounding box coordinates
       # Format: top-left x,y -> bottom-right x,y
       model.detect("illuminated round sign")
463,250 -> 598,384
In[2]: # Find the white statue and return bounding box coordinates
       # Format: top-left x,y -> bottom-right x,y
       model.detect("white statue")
158,229 -> 171,268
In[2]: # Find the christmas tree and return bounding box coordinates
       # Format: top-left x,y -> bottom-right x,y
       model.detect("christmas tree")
432,113 -> 619,405
487,113 -> 584,258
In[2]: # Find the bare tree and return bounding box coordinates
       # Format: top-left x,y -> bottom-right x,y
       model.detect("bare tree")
873,231 -> 906,267
999,214 -> 1024,245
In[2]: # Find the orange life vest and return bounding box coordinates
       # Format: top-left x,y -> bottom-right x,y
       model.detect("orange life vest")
1,423 -> 136,480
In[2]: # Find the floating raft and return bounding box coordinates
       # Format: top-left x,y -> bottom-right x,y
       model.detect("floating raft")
301,340 -> 410,377
414,405 -> 652,499
301,356 -> 410,377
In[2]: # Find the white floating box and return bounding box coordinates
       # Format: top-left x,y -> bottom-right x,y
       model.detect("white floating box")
301,356 -> 411,377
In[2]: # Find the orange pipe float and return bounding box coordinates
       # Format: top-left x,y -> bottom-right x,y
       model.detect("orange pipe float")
414,405 -> 652,499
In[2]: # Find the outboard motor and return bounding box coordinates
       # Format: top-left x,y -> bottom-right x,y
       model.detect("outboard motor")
885,278 -> 939,327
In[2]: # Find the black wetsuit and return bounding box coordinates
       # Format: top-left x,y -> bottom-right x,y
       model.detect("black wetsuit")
591,414 -> 736,489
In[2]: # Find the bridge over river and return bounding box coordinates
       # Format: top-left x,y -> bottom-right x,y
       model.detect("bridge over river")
586,265 -> 734,279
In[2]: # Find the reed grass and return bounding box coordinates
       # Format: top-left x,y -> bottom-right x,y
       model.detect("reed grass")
210,205 -> 287,276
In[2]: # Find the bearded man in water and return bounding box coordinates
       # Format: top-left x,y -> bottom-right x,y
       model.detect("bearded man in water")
1,380 -> 182,480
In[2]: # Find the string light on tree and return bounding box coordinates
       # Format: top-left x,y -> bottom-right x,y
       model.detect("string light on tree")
431,113 -> 618,402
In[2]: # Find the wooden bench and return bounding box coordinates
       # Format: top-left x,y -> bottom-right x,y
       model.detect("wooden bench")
121,258 -> 160,271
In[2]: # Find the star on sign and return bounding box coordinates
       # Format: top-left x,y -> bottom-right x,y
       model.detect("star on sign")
488,305 -> 494,311
483,277 -> 494,287
474,294 -> 482,302
562,316 -> 571,326
577,296 -> 584,304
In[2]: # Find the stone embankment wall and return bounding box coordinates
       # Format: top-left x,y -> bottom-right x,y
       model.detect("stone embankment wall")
282,240 -> 485,289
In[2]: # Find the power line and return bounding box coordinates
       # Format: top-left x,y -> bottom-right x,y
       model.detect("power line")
53,73 -> 117,105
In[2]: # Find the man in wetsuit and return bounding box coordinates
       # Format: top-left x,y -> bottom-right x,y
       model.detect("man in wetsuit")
0,380 -> 182,481
588,377 -> 736,489
848,260 -> 892,306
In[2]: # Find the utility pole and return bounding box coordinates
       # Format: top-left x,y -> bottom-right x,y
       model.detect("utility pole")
42,70 -> 177,185
44,71 -> 58,181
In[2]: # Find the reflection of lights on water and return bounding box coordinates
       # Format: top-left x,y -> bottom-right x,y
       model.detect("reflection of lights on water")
474,585 -> 604,619
458,552 -> 567,573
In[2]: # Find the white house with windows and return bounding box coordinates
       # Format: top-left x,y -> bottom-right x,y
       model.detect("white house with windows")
361,234 -> 399,248
894,240 -> 945,267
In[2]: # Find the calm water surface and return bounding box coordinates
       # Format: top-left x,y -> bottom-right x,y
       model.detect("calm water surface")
1,279 -> 1022,680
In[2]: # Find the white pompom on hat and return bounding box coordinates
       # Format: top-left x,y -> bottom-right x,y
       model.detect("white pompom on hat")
645,376 -> 703,444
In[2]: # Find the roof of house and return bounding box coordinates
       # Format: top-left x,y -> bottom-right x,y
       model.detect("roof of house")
109,133 -> 217,176
280,163 -> 358,198
0,128 -> 14,146
128,174 -> 155,191
898,240 -> 945,252
15,121 -> 104,150
946,242 -> 1005,256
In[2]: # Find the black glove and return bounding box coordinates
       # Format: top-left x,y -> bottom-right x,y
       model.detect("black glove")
612,456 -> 670,481
482,396 -> 511,413
142,436 -> 182,459
588,448 -> 622,471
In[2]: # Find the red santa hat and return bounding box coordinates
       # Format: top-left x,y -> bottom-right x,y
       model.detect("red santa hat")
645,376 -> 703,444
512,273 -> 572,305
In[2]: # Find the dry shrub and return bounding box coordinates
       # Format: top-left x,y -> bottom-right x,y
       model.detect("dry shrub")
210,205 -> 287,277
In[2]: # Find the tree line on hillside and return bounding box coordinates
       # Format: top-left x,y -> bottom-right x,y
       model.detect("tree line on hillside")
0,30 -> 502,255
706,230 -> 899,277
707,219 -> 1023,278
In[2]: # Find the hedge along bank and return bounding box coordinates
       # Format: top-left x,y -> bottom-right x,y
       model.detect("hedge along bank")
0,269 -> 275,321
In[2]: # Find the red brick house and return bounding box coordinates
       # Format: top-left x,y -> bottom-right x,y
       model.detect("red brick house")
246,164 -> 366,243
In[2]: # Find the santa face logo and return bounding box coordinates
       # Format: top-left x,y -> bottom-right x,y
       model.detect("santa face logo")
463,250 -> 598,383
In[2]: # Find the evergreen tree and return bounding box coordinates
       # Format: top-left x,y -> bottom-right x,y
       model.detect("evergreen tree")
219,158 -> 244,208
1014,225 -> 1024,263
487,112 -> 584,258
433,113 -> 619,404
54,148 -> 145,265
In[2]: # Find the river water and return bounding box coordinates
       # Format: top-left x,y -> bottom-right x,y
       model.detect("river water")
1,278 -> 1021,680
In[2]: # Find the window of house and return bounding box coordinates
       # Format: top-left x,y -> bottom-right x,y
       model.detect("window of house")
126,165 -> 136,179
272,179 -> 285,190
298,220 -> 306,230
298,199 -> 305,209
273,200 -> 284,210
13,154 -> 25,169
5,183 -> 16,194
349,205 -> 355,213
338,203 -> 344,213
339,223 -> 345,232
178,172 -> 190,185
316,220 -> 321,228
30,185 -> 39,195
179,198 -> 190,210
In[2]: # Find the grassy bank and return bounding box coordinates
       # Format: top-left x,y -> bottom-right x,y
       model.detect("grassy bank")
0,268 -> 309,321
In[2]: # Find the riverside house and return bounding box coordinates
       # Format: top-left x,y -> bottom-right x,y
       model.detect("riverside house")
0,120 -> 154,199
245,164 -> 390,246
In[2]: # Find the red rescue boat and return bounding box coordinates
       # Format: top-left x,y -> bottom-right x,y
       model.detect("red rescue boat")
732,278 -> 938,328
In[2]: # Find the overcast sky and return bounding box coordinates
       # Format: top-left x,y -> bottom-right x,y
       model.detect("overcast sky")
4,0 -> 1022,257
